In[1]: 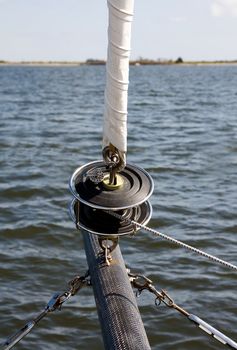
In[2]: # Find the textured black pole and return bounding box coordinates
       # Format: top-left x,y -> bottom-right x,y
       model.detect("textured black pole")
82,231 -> 151,350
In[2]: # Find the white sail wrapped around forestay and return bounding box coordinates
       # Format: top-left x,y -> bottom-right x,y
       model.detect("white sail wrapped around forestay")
103,0 -> 134,160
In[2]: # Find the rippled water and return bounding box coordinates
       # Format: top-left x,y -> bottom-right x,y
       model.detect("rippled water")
1,65 -> 237,349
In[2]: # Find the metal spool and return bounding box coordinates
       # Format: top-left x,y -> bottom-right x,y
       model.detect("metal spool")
69,160 -> 153,237
69,198 -> 152,237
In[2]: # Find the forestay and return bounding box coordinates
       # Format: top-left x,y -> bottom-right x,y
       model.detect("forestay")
103,0 -> 134,162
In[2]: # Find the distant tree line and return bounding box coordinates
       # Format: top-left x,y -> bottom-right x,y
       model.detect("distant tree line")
1,57 -> 237,66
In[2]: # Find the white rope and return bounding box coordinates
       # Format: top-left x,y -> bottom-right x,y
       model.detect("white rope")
103,0 -> 134,153
108,211 -> 237,272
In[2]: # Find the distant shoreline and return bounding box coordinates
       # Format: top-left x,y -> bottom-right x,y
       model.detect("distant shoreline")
1,59 -> 237,66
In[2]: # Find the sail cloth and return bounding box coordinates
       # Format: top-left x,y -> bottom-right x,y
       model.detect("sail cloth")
103,0 -> 134,156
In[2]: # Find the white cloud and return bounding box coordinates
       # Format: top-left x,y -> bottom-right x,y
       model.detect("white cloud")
211,0 -> 237,17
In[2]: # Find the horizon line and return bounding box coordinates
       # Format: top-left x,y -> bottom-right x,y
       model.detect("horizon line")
1,58 -> 237,66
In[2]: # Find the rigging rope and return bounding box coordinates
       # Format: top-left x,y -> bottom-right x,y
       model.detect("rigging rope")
107,211 -> 237,272
2,271 -> 90,350
103,0 -> 134,165
129,271 -> 237,349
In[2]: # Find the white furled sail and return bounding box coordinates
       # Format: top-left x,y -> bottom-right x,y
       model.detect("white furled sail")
103,0 -> 134,167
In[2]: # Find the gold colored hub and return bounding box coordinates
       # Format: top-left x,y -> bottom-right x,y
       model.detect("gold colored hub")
102,173 -> 124,190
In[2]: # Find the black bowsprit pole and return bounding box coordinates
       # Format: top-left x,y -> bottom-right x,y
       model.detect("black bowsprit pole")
82,232 -> 151,350
69,160 -> 154,349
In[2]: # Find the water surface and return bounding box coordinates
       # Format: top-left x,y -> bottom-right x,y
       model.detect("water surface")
1,65 -> 237,349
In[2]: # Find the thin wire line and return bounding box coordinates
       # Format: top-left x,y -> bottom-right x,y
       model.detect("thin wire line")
107,211 -> 237,272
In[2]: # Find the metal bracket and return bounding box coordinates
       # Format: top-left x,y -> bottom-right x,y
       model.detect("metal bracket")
98,236 -> 119,265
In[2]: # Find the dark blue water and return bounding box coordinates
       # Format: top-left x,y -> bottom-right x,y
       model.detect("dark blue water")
1,64 -> 237,349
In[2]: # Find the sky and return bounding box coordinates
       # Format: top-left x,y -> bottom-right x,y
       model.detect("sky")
0,0 -> 236,62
